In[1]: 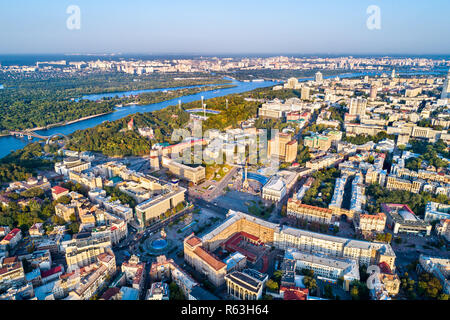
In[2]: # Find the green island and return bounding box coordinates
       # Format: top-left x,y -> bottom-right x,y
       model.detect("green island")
0,72 -> 231,132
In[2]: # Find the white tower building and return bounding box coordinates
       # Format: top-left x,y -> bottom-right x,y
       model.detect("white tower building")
441,70 -> 450,100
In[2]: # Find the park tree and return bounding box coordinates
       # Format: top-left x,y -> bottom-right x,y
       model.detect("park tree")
266,279 -> 279,293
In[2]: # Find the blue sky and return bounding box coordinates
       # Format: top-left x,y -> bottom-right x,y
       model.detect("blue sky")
0,0 -> 449,54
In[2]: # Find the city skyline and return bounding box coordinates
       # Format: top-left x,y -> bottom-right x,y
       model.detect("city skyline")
1,0 -> 450,55
0,1 -> 449,306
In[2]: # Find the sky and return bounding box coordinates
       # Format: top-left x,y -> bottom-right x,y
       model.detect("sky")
0,0 -> 449,55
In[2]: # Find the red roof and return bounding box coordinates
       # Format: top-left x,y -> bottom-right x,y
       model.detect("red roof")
2,256 -> 18,265
378,262 -> 392,275
186,235 -> 202,247
3,228 -> 20,241
288,199 -> 333,213
101,287 -> 121,300
41,266 -> 62,279
240,231 -> 259,242
52,186 -> 69,195
224,232 -> 258,263
281,286 -> 308,300
193,247 -> 226,271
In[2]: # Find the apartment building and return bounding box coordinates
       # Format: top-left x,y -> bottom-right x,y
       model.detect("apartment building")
68,170 -> 103,190
304,134 -> 331,151
121,255 -> 145,294
183,234 -> 227,287
63,233 -> 112,272
329,175 -> 348,209
436,220 -> 450,242
51,186 -> 70,200
150,255 -> 199,296
424,202 -> 450,222
69,250 -> 116,300
0,228 -> 22,249
354,212 -> 387,233
287,199 -> 335,225
418,255 -> 450,295
305,154 -> 344,171
385,175 -> 422,193
0,257 -> 25,290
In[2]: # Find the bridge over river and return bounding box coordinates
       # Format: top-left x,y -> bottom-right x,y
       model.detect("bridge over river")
10,131 -> 68,144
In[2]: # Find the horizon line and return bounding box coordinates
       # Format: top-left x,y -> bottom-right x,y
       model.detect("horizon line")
1,52 -> 450,57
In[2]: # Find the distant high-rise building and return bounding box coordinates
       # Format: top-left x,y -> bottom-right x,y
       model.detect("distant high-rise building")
391,69 -> 396,79
315,72 -> 323,83
349,98 -> 367,118
268,133 -> 298,163
441,69 -> 450,100
370,85 -> 378,100
286,77 -> 299,89
301,86 -> 310,100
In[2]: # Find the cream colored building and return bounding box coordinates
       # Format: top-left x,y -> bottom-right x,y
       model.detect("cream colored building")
69,170 -> 103,190
200,210 -> 396,272
135,184 -> 186,227
262,175 -> 286,202
287,199 -> 334,224
354,212 -> 387,233
345,123 -> 385,136
55,203 -> 77,222
286,249 -> 360,291
379,273 -> 400,296
162,157 -> 205,185
225,269 -> 267,300
385,175 -> 422,193
306,154 -> 343,171
64,234 -> 112,272
70,250 -> 116,300
184,234 -> 227,287
304,135 -> 331,151
268,133 -> 298,163
436,219 -> 450,242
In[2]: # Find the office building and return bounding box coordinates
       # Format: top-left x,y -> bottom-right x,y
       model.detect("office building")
198,210 -> 396,272
284,249 -> 360,291
162,157 -> 205,185
262,175 -> 286,202
268,133 -> 298,163
381,203 -> 432,236
225,269 -> 268,300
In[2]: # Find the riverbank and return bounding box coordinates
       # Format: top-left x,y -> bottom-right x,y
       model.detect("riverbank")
2,83 -> 238,137
2,111 -> 113,136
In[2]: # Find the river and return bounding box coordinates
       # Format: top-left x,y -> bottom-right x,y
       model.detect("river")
0,70 -> 445,159
0,78 -> 279,158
